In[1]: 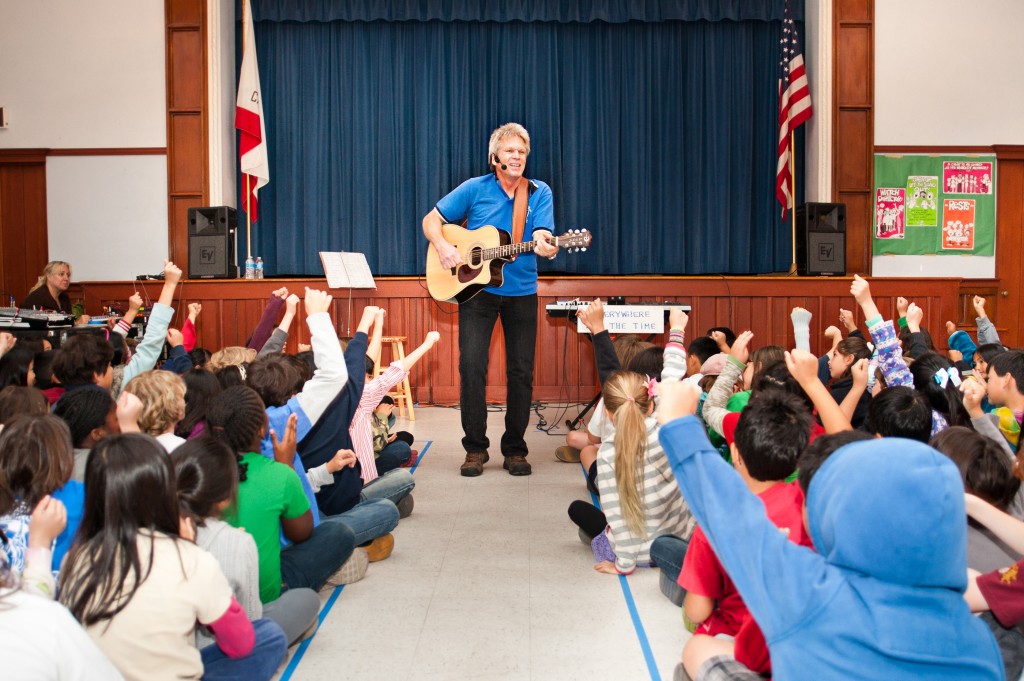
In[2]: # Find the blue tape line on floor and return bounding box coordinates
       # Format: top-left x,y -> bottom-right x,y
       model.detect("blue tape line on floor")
279,583 -> 346,681
411,441 -> 431,474
281,440 -> 432,679
579,461 -> 662,681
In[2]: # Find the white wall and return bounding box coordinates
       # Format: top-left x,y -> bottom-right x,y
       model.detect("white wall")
0,0 -> 168,281
46,156 -> 170,281
874,0 -> 1024,278
876,0 -> 1024,146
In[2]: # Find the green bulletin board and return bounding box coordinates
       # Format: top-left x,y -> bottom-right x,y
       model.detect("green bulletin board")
873,154 -> 995,256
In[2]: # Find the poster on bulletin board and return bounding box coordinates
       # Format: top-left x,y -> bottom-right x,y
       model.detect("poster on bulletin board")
873,154 -> 995,256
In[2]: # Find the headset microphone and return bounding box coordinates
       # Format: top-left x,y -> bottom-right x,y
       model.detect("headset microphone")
492,154 -> 507,170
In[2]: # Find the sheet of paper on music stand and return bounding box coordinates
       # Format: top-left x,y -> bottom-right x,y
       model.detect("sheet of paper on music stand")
319,252 -> 377,289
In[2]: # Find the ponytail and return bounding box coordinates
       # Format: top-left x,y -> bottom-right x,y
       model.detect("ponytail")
603,371 -> 652,538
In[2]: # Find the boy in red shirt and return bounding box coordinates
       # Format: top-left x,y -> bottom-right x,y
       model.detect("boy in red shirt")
679,390 -> 825,678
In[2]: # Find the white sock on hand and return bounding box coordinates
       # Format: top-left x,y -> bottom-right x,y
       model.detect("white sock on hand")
791,308 -> 812,352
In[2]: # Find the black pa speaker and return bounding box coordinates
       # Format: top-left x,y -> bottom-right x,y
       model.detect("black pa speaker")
187,206 -> 238,279
795,202 -> 846,276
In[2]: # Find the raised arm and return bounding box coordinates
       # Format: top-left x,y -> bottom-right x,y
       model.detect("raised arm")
903,303 -> 931,360
852,275 -> 912,388
974,296 -> 1003,346
838,358 -> 870,422
180,302 -> 201,352
114,293 -> 144,340
292,290 -> 352,427
785,349 -> 852,433
118,261 -> 182,392
247,288 -> 288,352
661,308 -> 688,383
578,299 -> 620,386
790,307 -> 812,352
702,331 -> 750,437
365,308 -> 385,369
257,294 -> 300,358
400,331 -> 441,372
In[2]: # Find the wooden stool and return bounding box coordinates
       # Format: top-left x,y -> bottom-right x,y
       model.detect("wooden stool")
374,335 -> 416,420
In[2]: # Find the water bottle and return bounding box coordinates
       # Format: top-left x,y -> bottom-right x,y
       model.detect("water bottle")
255,257 -> 264,280
244,256 -> 255,280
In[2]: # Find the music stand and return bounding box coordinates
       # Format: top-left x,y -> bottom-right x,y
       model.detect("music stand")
319,251 -> 377,336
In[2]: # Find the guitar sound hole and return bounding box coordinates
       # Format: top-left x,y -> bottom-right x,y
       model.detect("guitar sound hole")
468,247 -> 482,268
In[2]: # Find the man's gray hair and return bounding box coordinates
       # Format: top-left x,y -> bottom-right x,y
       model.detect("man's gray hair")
488,122 -> 531,161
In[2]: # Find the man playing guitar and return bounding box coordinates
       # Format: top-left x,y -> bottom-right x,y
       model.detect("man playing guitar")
421,122 -> 559,477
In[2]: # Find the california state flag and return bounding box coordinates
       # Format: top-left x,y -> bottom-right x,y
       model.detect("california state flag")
235,0 -> 269,222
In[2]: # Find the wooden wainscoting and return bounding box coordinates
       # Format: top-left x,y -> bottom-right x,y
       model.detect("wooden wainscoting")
79,275 -> 969,404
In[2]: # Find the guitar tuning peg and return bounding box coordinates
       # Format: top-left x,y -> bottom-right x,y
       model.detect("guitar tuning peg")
581,247 -> 587,252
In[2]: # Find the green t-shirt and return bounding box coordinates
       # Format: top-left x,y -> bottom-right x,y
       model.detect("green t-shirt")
228,451 -> 310,603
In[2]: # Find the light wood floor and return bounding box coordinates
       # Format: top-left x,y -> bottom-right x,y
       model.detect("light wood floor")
276,405 -> 690,681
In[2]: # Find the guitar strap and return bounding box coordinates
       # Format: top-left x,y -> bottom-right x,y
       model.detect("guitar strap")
511,179 -> 529,245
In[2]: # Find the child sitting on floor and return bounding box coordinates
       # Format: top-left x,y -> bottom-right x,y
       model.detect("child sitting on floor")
679,390 -> 817,679
351,329 -> 440,479
58,433 -> 287,680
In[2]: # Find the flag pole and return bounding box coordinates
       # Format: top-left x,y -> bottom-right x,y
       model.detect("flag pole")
245,175 -> 252,259
788,131 -> 797,275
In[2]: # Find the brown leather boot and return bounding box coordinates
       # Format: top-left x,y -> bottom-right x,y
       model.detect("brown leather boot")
503,454 -> 532,476
460,451 -> 489,477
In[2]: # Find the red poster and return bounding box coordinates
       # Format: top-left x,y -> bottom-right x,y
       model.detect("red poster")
943,161 -> 993,195
875,188 -> 906,239
942,199 -> 976,250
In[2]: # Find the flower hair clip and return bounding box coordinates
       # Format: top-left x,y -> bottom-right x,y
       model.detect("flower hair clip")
643,375 -> 659,399
934,367 -> 961,389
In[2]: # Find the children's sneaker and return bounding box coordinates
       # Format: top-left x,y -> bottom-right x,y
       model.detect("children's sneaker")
397,493 -> 414,519
555,446 -> 581,463
400,449 -> 419,468
365,533 -> 395,562
326,548 -> 368,586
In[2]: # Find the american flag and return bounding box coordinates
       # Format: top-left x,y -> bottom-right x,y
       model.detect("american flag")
776,0 -> 813,218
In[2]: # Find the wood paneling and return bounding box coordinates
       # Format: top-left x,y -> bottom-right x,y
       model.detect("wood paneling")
994,148 -> 1024,347
835,0 -> 872,22
835,27 -> 872,105
165,0 -> 208,268
168,114 -> 205,191
168,29 -> 205,111
0,151 -> 49,301
48,148 -> 167,157
167,0 -> 203,26
838,191 -> 871,273
835,109 -> 871,188
78,276 -> 965,403
833,0 -> 874,276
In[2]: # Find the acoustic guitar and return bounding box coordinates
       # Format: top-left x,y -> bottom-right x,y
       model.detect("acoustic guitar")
425,224 -> 592,303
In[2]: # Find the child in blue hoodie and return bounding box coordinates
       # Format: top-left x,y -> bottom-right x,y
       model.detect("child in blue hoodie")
657,380 -> 1004,681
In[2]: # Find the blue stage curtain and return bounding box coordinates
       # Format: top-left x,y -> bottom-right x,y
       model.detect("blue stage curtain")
251,0 -> 802,24
243,2 -> 805,276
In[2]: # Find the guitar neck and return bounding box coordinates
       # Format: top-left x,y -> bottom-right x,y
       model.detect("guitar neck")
482,238 -> 546,261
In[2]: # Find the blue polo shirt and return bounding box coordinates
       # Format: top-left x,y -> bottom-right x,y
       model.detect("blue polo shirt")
435,174 -> 555,297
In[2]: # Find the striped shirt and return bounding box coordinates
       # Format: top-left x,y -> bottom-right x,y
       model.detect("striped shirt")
595,340 -> 695,573
349,362 -> 407,483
